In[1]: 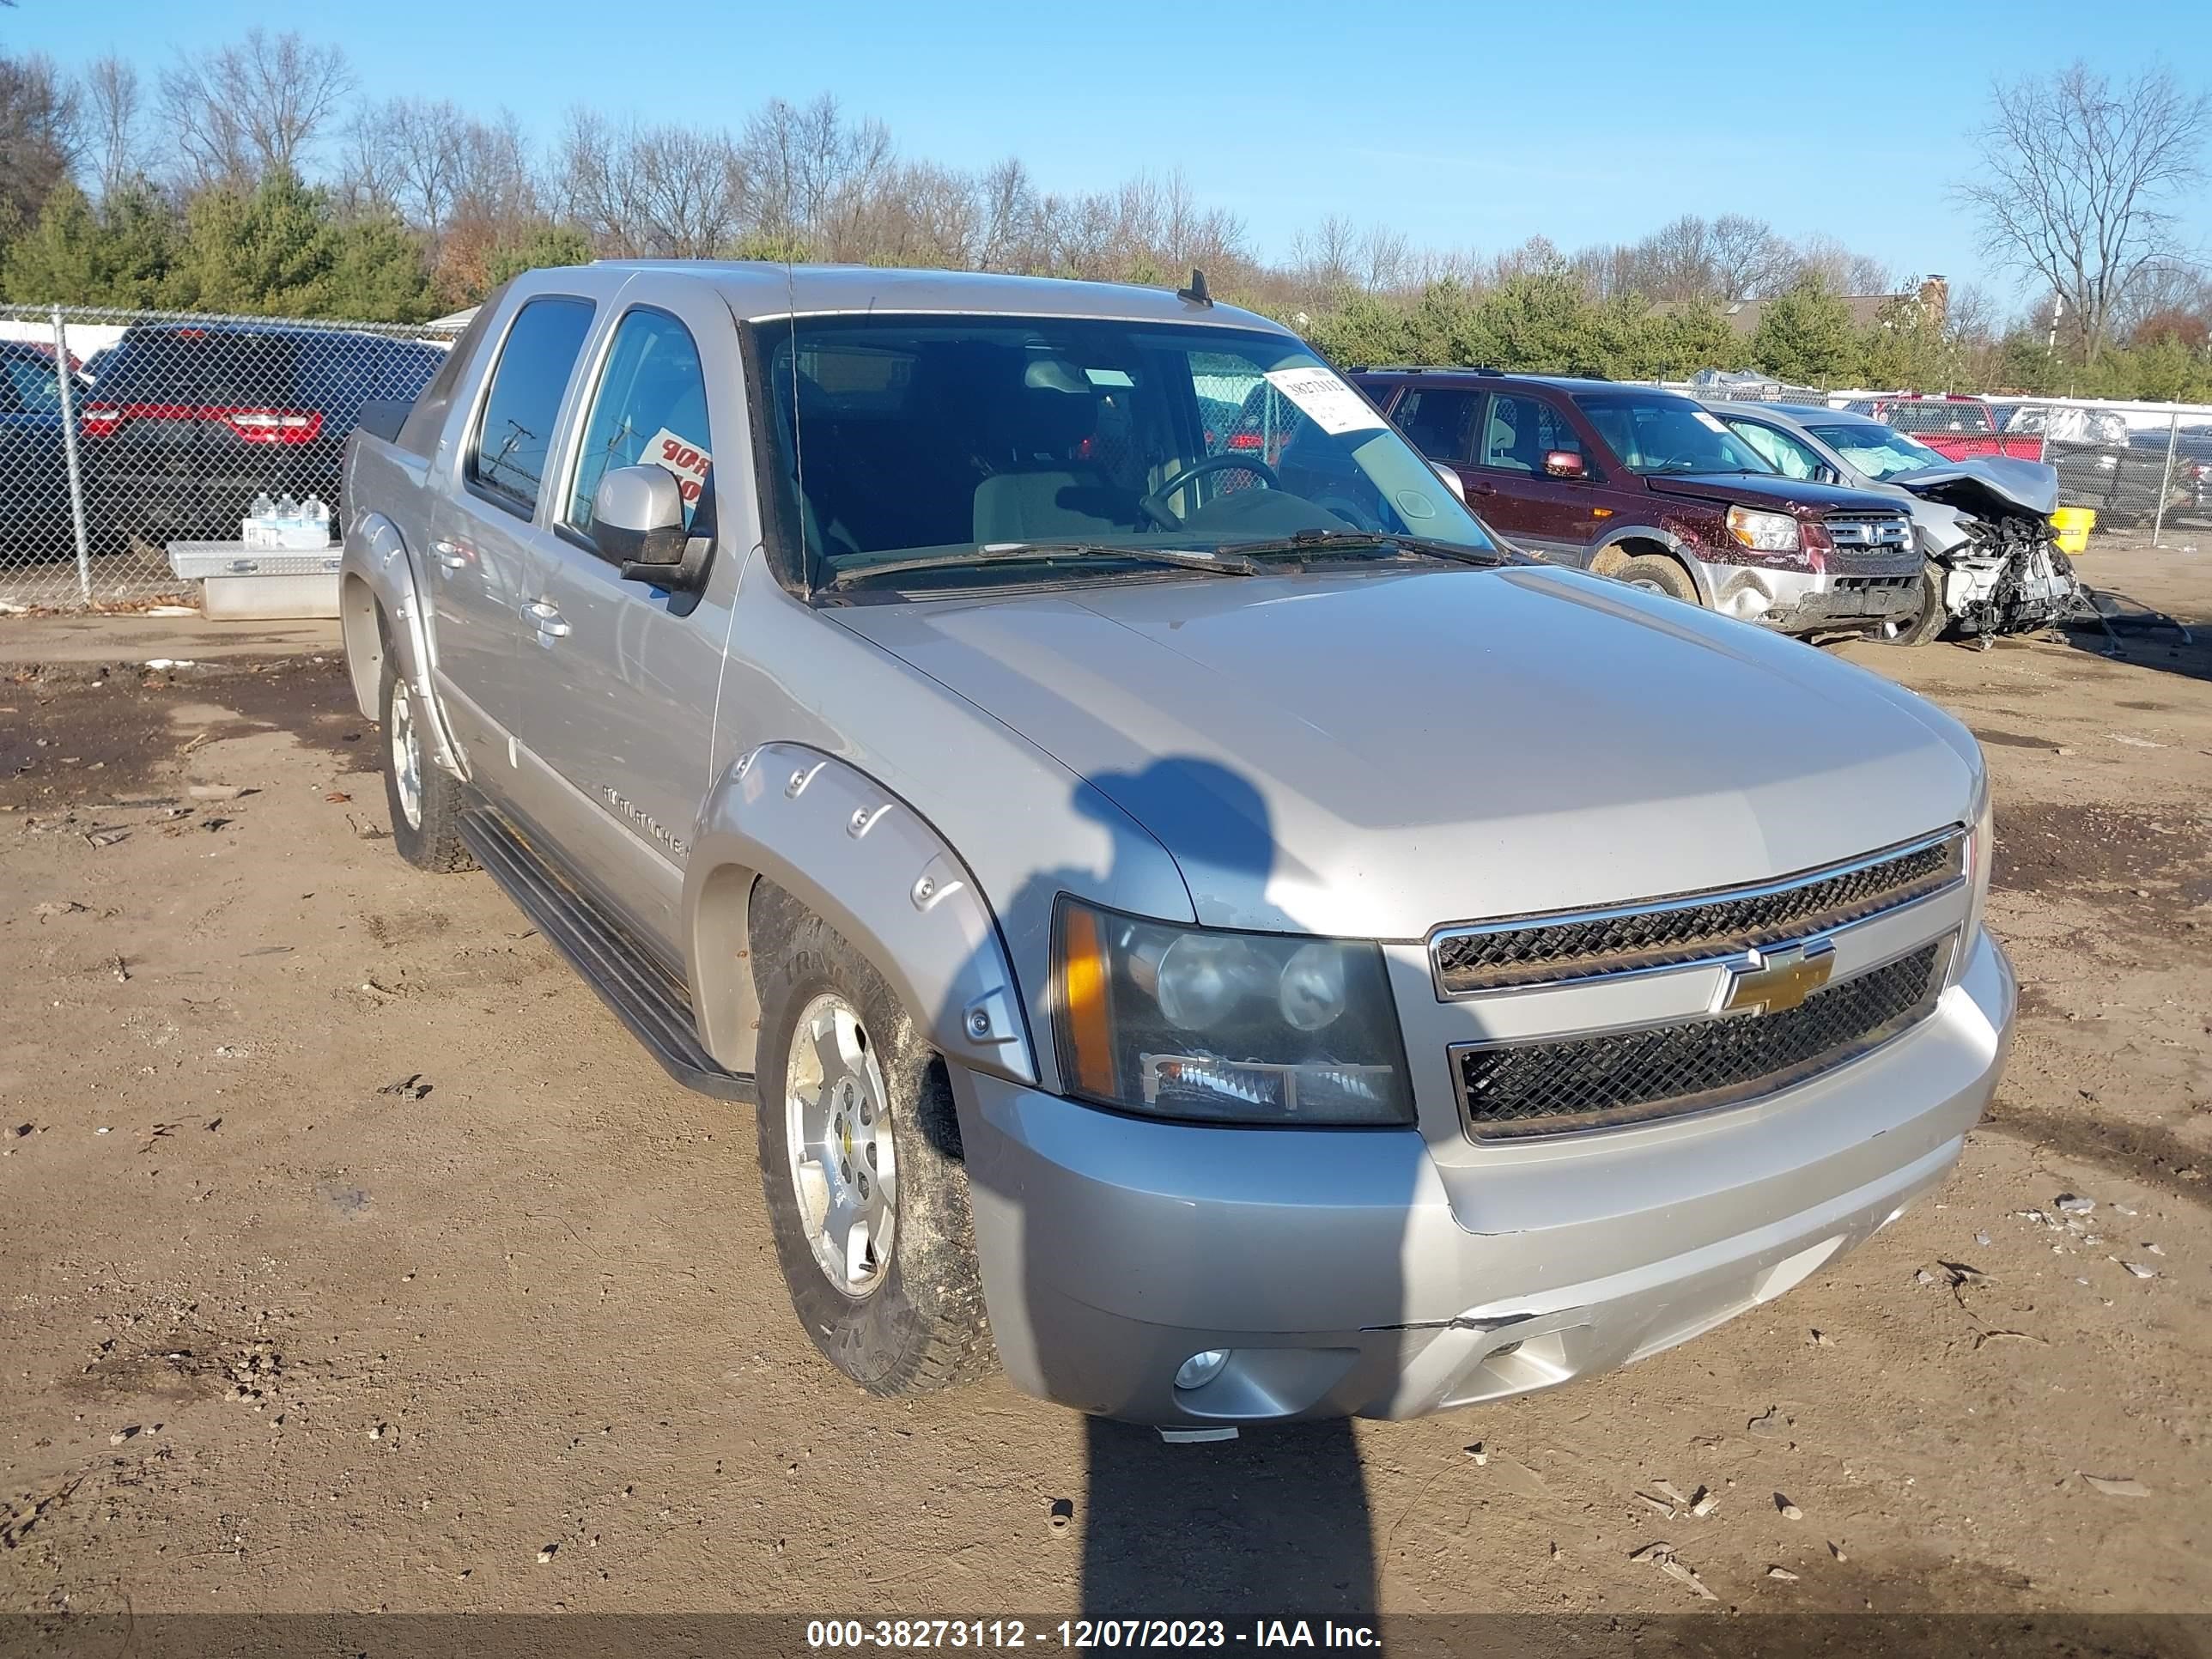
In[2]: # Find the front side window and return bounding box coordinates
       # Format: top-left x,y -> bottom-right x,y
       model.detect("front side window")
1393,387 -> 1481,462
758,315 -> 1496,586
468,296 -> 595,515
1577,393 -> 1771,476
1479,394 -> 1582,473
1725,419 -> 1823,480
567,309 -> 712,539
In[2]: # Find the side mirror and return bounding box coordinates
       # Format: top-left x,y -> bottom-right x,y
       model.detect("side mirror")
592,464 -> 707,588
1431,461 -> 1467,504
1542,449 -> 1586,480
1814,465 -> 1840,486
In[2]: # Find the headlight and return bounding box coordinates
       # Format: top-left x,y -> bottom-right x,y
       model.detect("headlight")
1727,505 -> 1801,553
1963,765 -> 1994,953
1052,897 -> 1413,1125
1948,763 -> 1993,990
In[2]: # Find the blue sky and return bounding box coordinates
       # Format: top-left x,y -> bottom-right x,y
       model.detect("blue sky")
9,0 -> 2209,313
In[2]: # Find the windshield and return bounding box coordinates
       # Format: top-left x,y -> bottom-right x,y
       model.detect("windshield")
1808,423 -> 1948,481
757,315 -> 1494,586
1574,393 -> 1772,475
1886,400 -> 1995,435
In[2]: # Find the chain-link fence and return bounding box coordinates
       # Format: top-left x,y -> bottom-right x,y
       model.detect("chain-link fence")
1663,374 -> 2212,544
0,304 -> 464,610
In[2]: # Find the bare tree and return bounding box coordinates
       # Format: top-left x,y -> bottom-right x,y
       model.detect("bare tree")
559,107 -> 745,258
1291,213 -> 1358,290
158,29 -> 352,190
83,54 -> 143,199
975,157 -> 1044,271
1709,213 -> 1787,298
1957,60 -> 2210,355
1360,223 -> 1410,292
1790,234 -> 1892,296
740,94 -> 891,255
0,53 -> 81,230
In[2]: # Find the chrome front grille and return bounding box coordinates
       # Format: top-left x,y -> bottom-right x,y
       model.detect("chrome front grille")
1824,512 -> 1912,551
1453,937 -> 1952,1139
1430,830 -> 1966,995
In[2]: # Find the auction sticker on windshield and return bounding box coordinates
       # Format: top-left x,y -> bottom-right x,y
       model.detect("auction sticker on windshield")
1263,366 -> 1385,436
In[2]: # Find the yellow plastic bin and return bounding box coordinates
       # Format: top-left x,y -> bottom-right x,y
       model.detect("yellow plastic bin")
2051,507 -> 2095,555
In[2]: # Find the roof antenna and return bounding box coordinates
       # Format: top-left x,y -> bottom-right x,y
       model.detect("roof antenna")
1176,267 -> 1212,307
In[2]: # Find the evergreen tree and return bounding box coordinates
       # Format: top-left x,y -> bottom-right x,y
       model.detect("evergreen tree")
1747,276 -> 1859,385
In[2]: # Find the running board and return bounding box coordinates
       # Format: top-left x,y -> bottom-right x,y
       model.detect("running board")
459,807 -> 756,1104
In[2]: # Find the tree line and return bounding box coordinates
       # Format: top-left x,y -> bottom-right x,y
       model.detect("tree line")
0,33 -> 2205,400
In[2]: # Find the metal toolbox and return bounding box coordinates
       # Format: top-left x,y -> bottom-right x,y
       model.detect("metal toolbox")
167,542 -> 343,620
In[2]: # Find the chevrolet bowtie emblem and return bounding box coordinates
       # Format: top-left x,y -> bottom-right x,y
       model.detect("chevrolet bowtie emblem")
1723,941 -> 1836,1015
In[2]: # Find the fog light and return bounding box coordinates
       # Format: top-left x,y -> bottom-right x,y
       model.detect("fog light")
1174,1349 -> 1230,1390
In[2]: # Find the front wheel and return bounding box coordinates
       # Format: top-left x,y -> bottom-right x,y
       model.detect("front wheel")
750,883 -> 995,1397
1878,566 -> 1949,647
1613,553 -> 1699,605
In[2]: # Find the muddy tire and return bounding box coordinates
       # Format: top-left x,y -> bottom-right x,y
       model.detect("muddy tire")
750,882 -> 995,1397
1880,566 -> 1949,647
378,624 -> 473,873
1613,553 -> 1699,605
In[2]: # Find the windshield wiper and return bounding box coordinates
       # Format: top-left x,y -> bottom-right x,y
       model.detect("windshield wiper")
1220,528 -> 1510,567
829,540 -> 1261,590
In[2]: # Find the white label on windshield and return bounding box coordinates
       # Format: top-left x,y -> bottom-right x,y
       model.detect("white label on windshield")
1692,410 -> 1728,433
1263,366 -> 1385,435
646,428 -> 711,507
1085,368 -> 1133,386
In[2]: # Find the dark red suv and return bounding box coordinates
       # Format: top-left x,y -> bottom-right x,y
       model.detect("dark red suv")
1352,368 -> 1925,637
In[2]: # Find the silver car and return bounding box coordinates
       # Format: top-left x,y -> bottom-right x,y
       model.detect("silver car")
1709,401 -> 2086,644
340,264 -> 2014,1430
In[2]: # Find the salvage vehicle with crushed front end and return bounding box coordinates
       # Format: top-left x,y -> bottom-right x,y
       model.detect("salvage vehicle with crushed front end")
339,262 -> 2014,1430
1710,401 -> 2090,647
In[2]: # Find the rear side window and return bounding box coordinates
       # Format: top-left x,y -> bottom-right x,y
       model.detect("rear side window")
567,309 -> 713,539
469,297 -> 596,516
1393,387 -> 1480,462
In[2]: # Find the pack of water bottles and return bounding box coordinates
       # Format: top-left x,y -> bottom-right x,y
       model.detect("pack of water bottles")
241,492 -> 334,550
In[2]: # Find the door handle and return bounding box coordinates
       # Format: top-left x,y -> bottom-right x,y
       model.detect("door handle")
433,539 -> 467,569
1468,480 -> 1497,495
525,599 -> 570,640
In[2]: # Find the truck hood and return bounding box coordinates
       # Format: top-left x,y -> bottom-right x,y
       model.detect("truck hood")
1890,456 -> 2061,520
830,566 -> 1978,939
1644,472 -> 1903,516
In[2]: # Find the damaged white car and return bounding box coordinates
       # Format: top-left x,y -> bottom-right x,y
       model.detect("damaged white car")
1711,402 -> 2092,647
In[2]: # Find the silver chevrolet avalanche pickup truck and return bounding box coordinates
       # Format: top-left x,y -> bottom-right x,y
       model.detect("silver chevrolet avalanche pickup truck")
341,262 -> 2014,1430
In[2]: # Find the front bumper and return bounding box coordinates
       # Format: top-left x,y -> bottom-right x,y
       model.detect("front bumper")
1721,568 -> 1925,633
955,929 -> 2013,1426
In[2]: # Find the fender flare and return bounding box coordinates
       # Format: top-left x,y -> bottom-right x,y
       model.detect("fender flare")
684,743 -> 1036,1088
1586,526 -> 1715,606
340,512 -> 465,776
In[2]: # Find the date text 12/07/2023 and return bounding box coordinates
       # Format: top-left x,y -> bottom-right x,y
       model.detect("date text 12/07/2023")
805,1619 -> 1382,1650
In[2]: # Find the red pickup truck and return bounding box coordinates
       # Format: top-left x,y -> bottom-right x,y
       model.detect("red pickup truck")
1840,394 -> 2045,464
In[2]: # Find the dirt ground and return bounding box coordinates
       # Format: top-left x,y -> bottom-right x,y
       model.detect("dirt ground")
2,538 -> 2209,1639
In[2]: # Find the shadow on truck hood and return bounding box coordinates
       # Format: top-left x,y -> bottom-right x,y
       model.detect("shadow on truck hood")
830,565 -> 1977,939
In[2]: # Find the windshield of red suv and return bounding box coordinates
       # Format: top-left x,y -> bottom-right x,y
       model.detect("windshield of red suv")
759,315 -> 1496,584
1574,392 -> 1775,476
1808,423 -> 1949,482
1885,399 -> 1996,435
